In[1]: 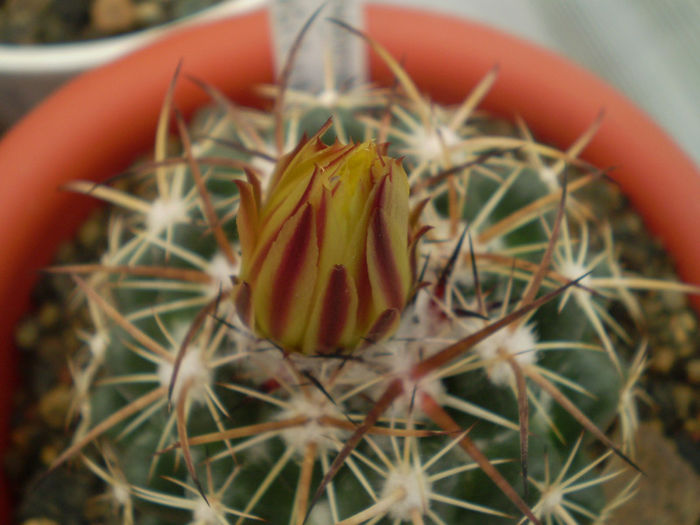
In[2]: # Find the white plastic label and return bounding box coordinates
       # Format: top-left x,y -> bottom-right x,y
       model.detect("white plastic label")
270,0 -> 367,92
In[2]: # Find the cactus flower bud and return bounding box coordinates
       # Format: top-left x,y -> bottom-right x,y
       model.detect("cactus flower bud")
235,121 -> 419,355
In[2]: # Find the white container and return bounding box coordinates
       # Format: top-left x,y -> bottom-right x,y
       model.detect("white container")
0,0 -> 268,129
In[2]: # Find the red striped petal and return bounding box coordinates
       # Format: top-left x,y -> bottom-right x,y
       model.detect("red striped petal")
367,207 -> 406,309
316,265 -> 355,351
269,203 -> 316,339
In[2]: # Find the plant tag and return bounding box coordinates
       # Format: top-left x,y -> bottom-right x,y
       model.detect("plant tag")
270,0 -> 367,92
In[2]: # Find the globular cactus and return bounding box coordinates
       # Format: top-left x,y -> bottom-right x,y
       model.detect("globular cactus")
47,22 -> 698,525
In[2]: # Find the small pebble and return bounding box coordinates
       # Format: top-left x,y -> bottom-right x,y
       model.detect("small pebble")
134,1 -> 167,26
671,385 -> 694,420
15,318 -> 39,348
687,359 -> 700,384
38,385 -> 72,428
651,346 -> 676,375
683,415 -> 699,441
10,425 -> 36,454
670,316 -> 686,342
38,303 -> 60,329
39,443 -> 59,466
91,0 -> 137,34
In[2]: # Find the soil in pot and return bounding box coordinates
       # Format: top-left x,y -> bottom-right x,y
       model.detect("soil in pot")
8,206 -> 115,524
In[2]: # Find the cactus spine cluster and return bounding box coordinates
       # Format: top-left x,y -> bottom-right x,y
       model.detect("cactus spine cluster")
48,23 -> 698,525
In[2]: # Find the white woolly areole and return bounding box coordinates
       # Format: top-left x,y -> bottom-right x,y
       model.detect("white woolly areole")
381,464 -> 431,521
158,346 -> 211,404
306,501 -> 333,525
235,344 -> 287,386
192,496 -> 220,525
392,356 -> 446,419
476,323 -> 538,387
539,486 -> 563,517
397,291 -> 450,341
557,260 -> 592,289
206,253 -> 238,296
318,89 -> 339,107
396,376 -> 446,421
111,482 -> 130,507
88,331 -> 108,360
537,165 -> 560,191
234,343 -> 327,387
411,124 -> 462,165
278,392 -> 345,453
146,197 -> 188,234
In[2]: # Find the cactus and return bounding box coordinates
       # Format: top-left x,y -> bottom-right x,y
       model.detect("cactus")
46,22 -> 699,525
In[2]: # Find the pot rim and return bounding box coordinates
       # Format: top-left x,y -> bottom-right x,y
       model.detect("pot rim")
1,3 -> 698,514
0,0 -> 268,73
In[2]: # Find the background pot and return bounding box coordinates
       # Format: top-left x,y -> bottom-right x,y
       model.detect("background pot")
0,0 -> 267,130
1,4 -> 698,518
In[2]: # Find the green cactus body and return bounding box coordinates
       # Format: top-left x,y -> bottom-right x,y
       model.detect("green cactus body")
49,30 -> 699,525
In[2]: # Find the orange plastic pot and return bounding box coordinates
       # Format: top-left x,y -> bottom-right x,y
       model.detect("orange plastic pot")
1,4 -> 698,518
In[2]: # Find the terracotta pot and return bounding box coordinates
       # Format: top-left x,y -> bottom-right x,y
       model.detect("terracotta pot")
1,4 -> 698,518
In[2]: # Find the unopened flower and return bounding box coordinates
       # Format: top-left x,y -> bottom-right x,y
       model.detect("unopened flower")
235,121 -> 420,354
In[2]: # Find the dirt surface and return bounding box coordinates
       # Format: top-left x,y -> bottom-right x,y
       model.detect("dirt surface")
606,421 -> 700,525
